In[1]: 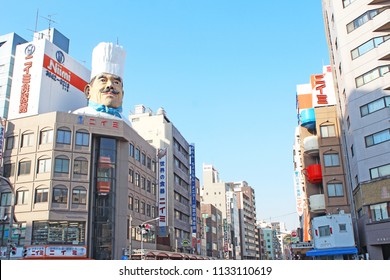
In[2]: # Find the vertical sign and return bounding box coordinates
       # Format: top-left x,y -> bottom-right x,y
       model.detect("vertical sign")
0,118 -> 5,172
189,144 -> 197,236
158,148 -> 168,237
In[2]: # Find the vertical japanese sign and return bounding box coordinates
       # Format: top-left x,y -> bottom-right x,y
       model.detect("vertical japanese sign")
189,144 -> 197,236
158,148 -> 168,237
0,118 -> 5,172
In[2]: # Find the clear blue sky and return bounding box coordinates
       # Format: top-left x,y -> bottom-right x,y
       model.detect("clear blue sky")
1,0 -> 329,230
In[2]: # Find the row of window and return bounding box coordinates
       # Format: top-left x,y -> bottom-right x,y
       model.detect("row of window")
129,143 -> 156,172
128,196 -> 156,218
351,35 -> 390,60
0,186 -> 87,206
360,96 -> 390,117
128,168 -> 157,195
343,0 -> 357,8
6,129 -> 89,150
3,156 -> 89,177
355,65 -> 390,88
347,7 -> 387,34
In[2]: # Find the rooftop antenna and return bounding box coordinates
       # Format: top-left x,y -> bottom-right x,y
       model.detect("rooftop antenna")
27,9 -> 40,40
40,14 -> 57,40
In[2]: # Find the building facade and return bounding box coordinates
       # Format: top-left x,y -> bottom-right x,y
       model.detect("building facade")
129,105 -> 194,254
322,0 -> 390,260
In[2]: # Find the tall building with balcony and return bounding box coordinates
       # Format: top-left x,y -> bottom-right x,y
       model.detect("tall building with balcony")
322,0 -> 390,259
293,65 -> 354,259
129,105 -> 195,254
233,181 -> 258,259
200,203 -> 223,258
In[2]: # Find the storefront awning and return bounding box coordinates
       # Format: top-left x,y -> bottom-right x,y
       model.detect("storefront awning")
306,247 -> 358,257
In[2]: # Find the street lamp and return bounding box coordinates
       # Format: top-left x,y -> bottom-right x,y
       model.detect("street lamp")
0,176 -> 16,260
140,217 -> 159,260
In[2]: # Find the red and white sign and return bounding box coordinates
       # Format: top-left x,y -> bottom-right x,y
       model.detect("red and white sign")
23,245 -> 87,259
8,39 -> 90,120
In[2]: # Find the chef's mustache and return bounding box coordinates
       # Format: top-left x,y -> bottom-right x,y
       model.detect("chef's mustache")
101,88 -> 120,94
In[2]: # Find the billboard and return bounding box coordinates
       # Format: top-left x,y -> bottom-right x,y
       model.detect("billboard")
158,148 -> 168,237
8,38 -> 90,120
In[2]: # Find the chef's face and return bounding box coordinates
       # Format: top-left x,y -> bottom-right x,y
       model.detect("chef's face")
86,73 -> 124,108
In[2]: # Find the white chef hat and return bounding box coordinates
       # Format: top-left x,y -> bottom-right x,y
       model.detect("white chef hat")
90,42 -> 126,81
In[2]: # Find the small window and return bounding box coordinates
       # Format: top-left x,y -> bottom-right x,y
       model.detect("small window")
0,192 -> 12,206
52,187 -> 68,203
339,224 -> 347,232
54,157 -> 70,173
72,187 -> 87,204
21,132 -> 34,147
37,158 -> 52,173
56,129 -> 71,144
320,125 -> 336,138
327,183 -> 344,197
6,136 -> 14,150
16,189 -> 29,205
318,225 -> 331,237
35,188 -> 49,203
324,154 -> 340,167
74,158 -> 88,175
3,163 -> 15,177
40,129 -> 53,145
75,131 -> 89,146
370,164 -> 390,179
18,160 -> 31,175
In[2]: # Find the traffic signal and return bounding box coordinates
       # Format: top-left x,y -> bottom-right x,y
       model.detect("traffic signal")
144,224 -> 150,234
138,224 -> 151,234
23,248 -> 28,258
10,244 -> 17,255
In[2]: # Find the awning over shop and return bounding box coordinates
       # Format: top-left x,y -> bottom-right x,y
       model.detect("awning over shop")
306,247 -> 358,257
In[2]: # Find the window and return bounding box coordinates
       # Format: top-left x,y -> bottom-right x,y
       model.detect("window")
351,35 -> 390,60
40,129 -> 53,145
318,225 -> 331,237
37,158 -> 52,173
128,196 -> 133,210
21,132 -> 34,147
72,187 -> 87,204
135,173 -> 140,187
365,129 -> 390,147
369,202 -> 389,222
0,192 -> 12,206
147,157 -> 152,169
35,188 -> 48,203
140,201 -> 145,214
134,198 -> 139,212
146,204 -> 151,217
339,224 -> 347,232
18,160 -> 31,175
52,187 -> 68,203
347,8 -> 387,33
141,153 -> 146,166
129,169 -> 134,183
74,158 -> 88,175
361,96 -> 390,117
327,183 -> 344,197
56,129 -> 71,144
343,0 -> 357,8
141,176 -> 146,190
320,124 -> 336,138
54,157 -> 70,173
355,65 -> 390,88
324,154 -> 340,167
32,221 -> 85,245
135,148 -> 140,161
75,131 -> 89,146
129,143 -> 134,157
146,179 -> 151,192
5,136 -> 14,150
370,164 -> 390,179
3,163 -> 15,177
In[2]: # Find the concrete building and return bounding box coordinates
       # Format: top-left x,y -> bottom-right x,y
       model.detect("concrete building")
293,65 -> 355,258
234,181 -> 258,259
129,105 -> 195,254
201,164 -> 240,259
200,203 -> 223,258
322,0 -> 390,259
0,33 -> 27,119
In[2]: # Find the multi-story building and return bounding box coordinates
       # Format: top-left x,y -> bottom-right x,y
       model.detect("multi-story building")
0,29 -> 159,260
0,33 -> 27,119
234,181 -> 257,259
293,65 -> 355,259
129,105 -> 195,254
322,0 -> 390,260
200,203 -> 223,258
201,164 -> 239,259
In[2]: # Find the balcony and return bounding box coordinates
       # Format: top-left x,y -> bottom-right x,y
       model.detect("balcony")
303,136 -> 319,155
299,108 -> 316,131
309,194 -> 325,212
303,164 -> 322,184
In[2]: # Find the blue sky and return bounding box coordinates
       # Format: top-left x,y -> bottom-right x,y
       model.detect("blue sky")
1,1 -> 330,230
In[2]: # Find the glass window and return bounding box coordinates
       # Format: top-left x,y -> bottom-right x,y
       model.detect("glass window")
18,160 -> 31,175
35,188 -> 48,203
134,198 -> 139,212
72,187 -> 87,204
355,65 -> 390,88
128,196 -> 133,210
129,143 -> 134,157
3,163 -> 15,177
37,158 -> 52,173
54,157 -> 70,173
6,136 -> 14,150
327,183 -> 344,197
56,129 -> 71,144
369,203 -> 389,222
0,192 -> 12,206
135,173 -> 140,187
21,132 -> 34,147
370,164 -> 390,179
324,154 -> 340,167
129,169 -> 134,183
40,129 -> 53,145
32,221 -> 85,245
16,190 -> 29,205
351,35 -> 390,60
135,148 -> 140,161
365,129 -> 390,147
360,97 -> 390,117
74,158 -> 88,175
75,131 -> 89,146
318,225 -> 331,237
320,125 -> 336,138
52,187 -> 68,203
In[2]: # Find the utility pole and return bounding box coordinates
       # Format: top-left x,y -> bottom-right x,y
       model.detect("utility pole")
140,217 -> 159,260
128,215 -> 132,259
